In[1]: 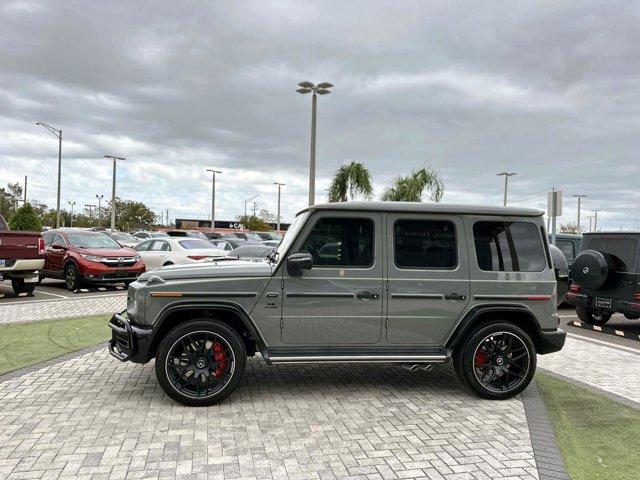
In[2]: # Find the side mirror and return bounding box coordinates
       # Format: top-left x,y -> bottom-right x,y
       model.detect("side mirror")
287,252 -> 312,276
52,240 -> 67,250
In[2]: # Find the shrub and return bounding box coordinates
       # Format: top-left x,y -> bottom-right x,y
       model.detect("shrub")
8,203 -> 42,231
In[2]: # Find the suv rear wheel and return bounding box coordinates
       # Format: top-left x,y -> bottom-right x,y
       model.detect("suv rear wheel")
454,322 -> 536,400
576,306 -> 612,326
155,320 -> 246,406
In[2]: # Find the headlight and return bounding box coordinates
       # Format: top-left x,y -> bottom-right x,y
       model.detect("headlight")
132,254 -> 142,262
80,253 -> 105,262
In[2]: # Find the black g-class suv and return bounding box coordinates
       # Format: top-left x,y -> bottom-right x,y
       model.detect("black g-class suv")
567,232 -> 640,325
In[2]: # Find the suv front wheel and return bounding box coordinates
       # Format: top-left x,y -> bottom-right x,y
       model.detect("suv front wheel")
155,320 -> 246,406
454,322 -> 536,400
576,306 -> 612,326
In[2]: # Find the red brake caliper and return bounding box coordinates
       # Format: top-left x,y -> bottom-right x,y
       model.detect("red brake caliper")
213,342 -> 227,378
475,349 -> 488,367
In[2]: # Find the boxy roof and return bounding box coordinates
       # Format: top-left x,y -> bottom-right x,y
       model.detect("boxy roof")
299,201 -> 543,217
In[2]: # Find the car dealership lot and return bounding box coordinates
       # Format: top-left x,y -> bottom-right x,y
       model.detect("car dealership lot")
0,278 -> 126,303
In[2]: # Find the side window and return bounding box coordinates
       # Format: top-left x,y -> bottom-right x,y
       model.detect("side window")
160,241 -> 171,251
135,240 -> 152,251
299,217 -> 374,267
43,231 -> 55,246
52,233 -> 66,246
473,221 -> 546,272
556,240 -> 575,261
151,241 -> 166,251
394,219 -> 457,269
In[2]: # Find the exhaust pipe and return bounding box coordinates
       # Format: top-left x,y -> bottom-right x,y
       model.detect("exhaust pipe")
400,363 -> 433,373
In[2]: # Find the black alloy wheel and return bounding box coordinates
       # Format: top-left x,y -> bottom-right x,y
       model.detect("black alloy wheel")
11,278 -> 36,295
456,322 -> 536,400
64,263 -> 81,291
155,320 -> 246,406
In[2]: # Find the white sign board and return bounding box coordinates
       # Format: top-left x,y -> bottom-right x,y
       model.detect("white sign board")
547,190 -> 562,217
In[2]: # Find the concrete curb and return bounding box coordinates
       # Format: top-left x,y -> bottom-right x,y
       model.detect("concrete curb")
522,381 -> 570,480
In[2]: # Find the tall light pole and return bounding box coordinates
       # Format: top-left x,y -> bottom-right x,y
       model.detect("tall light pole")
244,194 -> 260,217
274,182 -> 285,232
588,216 -> 594,232
297,81 -> 333,206
85,203 -> 96,224
593,209 -> 600,232
96,194 -> 104,227
68,201 -> 76,227
573,194 -> 586,232
205,169 -> 222,229
34,122 -> 63,228
496,172 -> 517,206
104,155 -> 125,230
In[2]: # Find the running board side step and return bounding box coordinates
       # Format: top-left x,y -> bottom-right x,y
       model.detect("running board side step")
264,354 -> 449,364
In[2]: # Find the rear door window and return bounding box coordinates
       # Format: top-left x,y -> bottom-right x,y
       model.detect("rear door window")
474,221 -> 546,272
394,219 -> 457,269
587,237 -> 638,272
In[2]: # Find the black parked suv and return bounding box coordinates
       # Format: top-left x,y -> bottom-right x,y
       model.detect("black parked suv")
566,232 -> 640,325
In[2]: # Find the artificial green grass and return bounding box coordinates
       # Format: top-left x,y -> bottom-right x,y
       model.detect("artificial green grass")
536,373 -> 640,480
0,315 -> 111,375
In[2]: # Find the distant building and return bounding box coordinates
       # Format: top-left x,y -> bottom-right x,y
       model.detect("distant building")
174,218 -> 290,231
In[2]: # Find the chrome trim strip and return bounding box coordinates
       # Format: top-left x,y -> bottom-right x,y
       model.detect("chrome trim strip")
268,354 -> 448,363
180,292 -> 257,298
473,295 -> 550,300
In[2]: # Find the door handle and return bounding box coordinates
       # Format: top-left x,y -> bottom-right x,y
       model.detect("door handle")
444,292 -> 467,301
356,291 -> 379,300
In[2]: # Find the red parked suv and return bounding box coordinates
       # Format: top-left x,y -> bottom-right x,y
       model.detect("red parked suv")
41,229 -> 145,291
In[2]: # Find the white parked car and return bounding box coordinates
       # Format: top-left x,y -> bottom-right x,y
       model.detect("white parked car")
134,238 -> 226,270
133,231 -> 171,240
262,240 -> 280,248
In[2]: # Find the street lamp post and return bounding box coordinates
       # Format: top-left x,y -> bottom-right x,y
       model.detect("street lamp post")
85,204 -> 96,224
273,182 -> 285,232
103,156 -> 125,230
593,209 -> 600,232
68,201 -> 76,227
573,194 -> 587,232
34,122 -> 63,228
496,172 -> 517,206
96,194 -> 104,227
205,169 -> 222,229
297,81 -> 333,206
244,194 -> 260,217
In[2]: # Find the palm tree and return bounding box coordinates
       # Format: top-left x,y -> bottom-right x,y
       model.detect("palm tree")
381,166 -> 444,202
328,161 -> 373,202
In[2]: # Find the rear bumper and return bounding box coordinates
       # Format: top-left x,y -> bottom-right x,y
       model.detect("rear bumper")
108,312 -> 153,363
0,258 -> 44,276
537,328 -> 566,355
566,292 -> 640,315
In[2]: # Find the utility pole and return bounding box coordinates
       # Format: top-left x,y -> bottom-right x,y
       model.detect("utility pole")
96,194 -> 104,227
85,204 -> 96,224
103,155 -> 125,230
296,81 -> 333,206
588,216 -> 594,232
205,169 -> 222,229
274,182 -> 285,232
166,209 -> 169,227
253,202 -> 258,217
23,175 -> 27,204
593,209 -> 600,232
68,201 -> 76,227
35,122 -> 63,227
496,172 -> 517,206
572,194 -> 586,232
244,194 -> 260,217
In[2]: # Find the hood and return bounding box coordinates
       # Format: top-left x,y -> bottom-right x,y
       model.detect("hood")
79,247 -> 137,257
137,258 -> 272,282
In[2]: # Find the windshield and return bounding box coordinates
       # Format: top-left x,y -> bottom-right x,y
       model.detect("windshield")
67,233 -> 122,249
179,239 -> 218,250
112,233 -> 137,242
151,232 -> 170,238
275,212 -> 308,260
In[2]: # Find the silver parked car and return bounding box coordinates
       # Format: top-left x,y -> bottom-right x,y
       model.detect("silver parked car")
109,202 -> 566,406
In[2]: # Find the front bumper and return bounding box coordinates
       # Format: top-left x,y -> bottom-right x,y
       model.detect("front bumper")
108,311 -> 153,363
537,328 -> 566,355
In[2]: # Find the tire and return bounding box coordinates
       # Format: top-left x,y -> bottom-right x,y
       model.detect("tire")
624,314 -> 640,320
123,280 -> 133,287
576,306 -> 612,326
155,320 -> 246,406
64,263 -> 82,291
456,322 -> 536,400
11,278 -> 36,295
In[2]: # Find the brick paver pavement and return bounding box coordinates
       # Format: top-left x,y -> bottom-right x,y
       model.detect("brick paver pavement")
0,350 -> 540,480
0,294 -> 126,325
538,334 -> 640,404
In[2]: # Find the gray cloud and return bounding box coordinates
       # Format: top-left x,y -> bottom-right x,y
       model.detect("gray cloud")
1,0 -> 640,229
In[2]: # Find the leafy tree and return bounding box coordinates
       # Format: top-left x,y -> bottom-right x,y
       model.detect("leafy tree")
0,182 -> 23,219
102,197 -> 157,231
381,166 -> 444,202
560,223 -> 581,234
328,161 -> 373,202
8,203 -> 42,231
259,209 -> 277,223
236,215 -> 271,231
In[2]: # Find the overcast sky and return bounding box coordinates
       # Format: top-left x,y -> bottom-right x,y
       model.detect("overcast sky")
1,0 -> 639,230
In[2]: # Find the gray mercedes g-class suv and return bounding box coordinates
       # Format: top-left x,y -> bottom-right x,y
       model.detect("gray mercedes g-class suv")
109,202 -> 566,406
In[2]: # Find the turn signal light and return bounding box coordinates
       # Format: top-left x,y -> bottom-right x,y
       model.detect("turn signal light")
635,293 -> 640,301
38,237 -> 45,255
